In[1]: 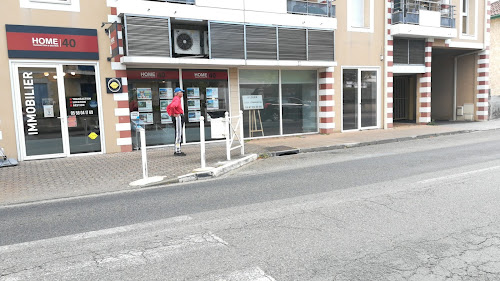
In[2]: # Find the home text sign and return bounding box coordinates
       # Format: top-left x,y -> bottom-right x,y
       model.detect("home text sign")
6,25 -> 99,60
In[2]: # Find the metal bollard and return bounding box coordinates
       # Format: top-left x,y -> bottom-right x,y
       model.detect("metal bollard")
139,127 -> 148,179
225,112 -> 230,161
200,116 -> 206,168
240,110 -> 245,155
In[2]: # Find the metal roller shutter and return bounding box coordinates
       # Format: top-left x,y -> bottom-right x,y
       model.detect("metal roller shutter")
125,15 -> 170,57
278,28 -> 307,61
393,39 -> 409,64
409,40 -> 425,65
246,25 -> 277,60
308,29 -> 335,61
209,22 -> 245,59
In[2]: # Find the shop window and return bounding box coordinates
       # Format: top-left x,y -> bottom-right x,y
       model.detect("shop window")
181,70 -> 230,142
281,70 -> 317,134
128,70 -> 180,148
240,70 -> 318,138
63,65 -> 101,154
128,69 -> 229,148
240,70 -> 280,138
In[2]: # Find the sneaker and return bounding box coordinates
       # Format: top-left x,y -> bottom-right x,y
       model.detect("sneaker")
174,152 -> 186,156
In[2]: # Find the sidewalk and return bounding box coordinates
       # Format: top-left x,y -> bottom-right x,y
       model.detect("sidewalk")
1,120 -> 500,206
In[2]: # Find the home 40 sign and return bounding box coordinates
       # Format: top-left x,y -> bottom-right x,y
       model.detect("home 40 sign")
6,25 -> 99,60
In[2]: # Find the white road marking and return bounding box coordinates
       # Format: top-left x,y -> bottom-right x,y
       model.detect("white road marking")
416,165 -> 500,185
207,267 -> 276,281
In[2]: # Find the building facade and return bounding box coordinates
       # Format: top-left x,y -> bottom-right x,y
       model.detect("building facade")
489,0 -> 500,119
0,0 -> 491,161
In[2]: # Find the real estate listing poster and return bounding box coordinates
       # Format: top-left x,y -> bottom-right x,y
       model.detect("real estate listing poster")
188,111 -> 201,122
161,113 -> 172,124
206,88 -> 219,99
206,99 -> 219,110
139,113 -> 153,124
159,100 -> 171,112
138,100 -> 153,112
187,99 -> 201,110
137,88 -> 152,99
186,87 -> 200,98
159,88 -> 173,99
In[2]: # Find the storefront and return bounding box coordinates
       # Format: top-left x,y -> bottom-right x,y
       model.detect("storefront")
126,67 -> 320,148
127,69 -> 229,148
7,25 -> 104,160
239,69 -> 318,138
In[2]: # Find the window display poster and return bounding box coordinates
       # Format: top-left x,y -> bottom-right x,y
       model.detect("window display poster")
187,99 -> 201,110
43,105 -> 54,117
242,95 -> 264,110
161,113 -> 172,124
138,100 -> 153,112
159,100 -> 171,112
159,88 -> 173,99
206,88 -> 219,99
137,88 -> 152,99
206,99 -> 219,110
188,111 -> 201,122
139,113 -> 153,124
186,87 -> 200,98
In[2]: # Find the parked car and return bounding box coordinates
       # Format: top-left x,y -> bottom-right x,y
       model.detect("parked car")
262,97 -> 311,121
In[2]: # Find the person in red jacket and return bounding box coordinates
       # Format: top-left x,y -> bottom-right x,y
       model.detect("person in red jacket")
167,87 -> 186,156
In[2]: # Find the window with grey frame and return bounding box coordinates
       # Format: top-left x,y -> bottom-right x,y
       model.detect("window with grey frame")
393,38 -> 425,65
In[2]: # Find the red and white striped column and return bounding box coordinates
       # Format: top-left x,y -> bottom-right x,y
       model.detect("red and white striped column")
318,67 -> 335,134
477,1 -> 491,121
418,39 -> 433,125
109,5 -> 132,152
386,0 -> 394,129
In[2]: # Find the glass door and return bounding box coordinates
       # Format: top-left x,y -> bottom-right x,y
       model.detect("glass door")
342,68 -> 379,131
14,63 -> 103,160
16,66 -> 66,159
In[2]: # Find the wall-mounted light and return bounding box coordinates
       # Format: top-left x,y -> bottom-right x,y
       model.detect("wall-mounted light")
380,54 -> 384,61
70,72 -> 76,76
53,75 -> 57,79
44,72 -> 49,77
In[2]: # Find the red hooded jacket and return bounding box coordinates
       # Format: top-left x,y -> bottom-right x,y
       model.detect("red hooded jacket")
166,95 -> 184,116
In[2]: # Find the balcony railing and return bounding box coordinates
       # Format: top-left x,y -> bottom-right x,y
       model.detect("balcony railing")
392,0 -> 455,28
287,0 -> 336,18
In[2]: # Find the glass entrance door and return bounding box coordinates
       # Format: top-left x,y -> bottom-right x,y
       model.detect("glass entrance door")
14,64 -> 103,160
17,67 -> 66,158
342,68 -> 379,131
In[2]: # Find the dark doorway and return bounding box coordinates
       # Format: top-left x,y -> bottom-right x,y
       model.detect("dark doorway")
393,75 -> 416,122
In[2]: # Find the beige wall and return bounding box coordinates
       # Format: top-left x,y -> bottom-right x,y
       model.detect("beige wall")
456,54 -> 476,108
0,1 -> 118,158
334,1 -> 385,131
491,17 -> 500,96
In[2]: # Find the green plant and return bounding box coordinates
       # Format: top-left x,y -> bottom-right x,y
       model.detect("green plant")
427,119 -> 437,126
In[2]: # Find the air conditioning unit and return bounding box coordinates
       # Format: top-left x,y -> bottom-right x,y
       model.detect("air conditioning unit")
174,29 -> 202,55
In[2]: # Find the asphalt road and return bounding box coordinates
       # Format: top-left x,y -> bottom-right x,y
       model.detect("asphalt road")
1,130 -> 500,280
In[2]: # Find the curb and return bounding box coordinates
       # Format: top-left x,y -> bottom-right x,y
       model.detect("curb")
178,154 -> 258,183
273,129 -> 479,155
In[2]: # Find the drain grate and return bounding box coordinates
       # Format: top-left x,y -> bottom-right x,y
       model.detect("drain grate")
265,146 -> 300,156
